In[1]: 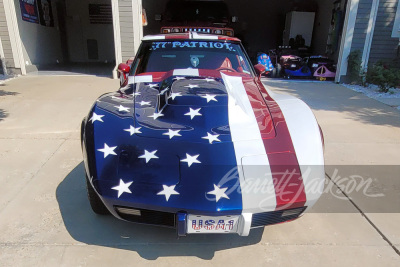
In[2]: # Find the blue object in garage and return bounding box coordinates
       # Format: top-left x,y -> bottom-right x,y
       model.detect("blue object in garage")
284,66 -> 312,78
257,53 -> 274,72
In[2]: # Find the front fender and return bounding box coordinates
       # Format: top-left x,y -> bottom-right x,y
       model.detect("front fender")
264,88 -> 325,210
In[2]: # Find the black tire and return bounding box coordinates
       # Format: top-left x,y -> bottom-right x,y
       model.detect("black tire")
276,63 -> 282,78
80,118 -> 85,148
271,67 -> 277,78
86,175 -> 110,215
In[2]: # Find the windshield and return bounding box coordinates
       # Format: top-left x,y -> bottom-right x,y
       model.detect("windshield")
132,40 -> 254,77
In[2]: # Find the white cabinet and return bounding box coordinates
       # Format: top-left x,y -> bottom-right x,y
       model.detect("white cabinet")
283,11 -> 315,47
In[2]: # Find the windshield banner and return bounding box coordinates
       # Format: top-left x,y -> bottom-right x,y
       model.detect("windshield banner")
152,41 -> 235,51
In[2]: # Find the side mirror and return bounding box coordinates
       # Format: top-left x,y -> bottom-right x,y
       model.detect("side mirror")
254,64 -> 267,78
117,63 -> 130,74
117,63 -> 130,87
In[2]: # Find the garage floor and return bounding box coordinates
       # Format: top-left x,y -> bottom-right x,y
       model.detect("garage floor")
26,63 -> 115,77
0,76 -> 399,266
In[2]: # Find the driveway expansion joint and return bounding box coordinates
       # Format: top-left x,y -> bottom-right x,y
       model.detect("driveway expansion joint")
326,172 -> 400,257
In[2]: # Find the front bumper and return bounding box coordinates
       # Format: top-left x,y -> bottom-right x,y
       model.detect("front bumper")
111,204 -> 306,236
86,172 -> 309,236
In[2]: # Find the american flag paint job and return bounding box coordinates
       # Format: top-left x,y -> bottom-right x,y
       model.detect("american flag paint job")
82,69 -> 324,235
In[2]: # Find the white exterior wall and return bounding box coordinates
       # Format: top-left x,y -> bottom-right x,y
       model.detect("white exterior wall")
13,0 -> 63,69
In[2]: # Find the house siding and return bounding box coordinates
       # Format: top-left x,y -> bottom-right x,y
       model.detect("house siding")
118,0 -> 135,62
369,0 -> 399,64
350,0 -> 373,55
0,0 -> 15,70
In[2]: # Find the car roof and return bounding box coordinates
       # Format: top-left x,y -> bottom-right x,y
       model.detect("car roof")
142,32 -> 240,42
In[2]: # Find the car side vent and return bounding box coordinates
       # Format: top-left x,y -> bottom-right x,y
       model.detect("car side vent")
251,207 -> 306,228
115,206 -> 176,228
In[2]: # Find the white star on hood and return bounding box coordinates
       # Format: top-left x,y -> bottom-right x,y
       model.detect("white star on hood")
163,129 -> 182,139
207,184 -> 230,202
180,153 -> 201,167
159,87 -> 170,95
148,112 -> 164,120
204,78 -> 214,82
89,112 -> 104,123
132,92 -> 141,97
124,125 -> 142,135
202,132 -> 221,144
184,84 -> 199,89
138,150 -> 159,163
169,92 -> 182,100
138,101 -> 151,106
200,94 -> 218,103
157,185 -> 180,201
184,108 -> 202,120
148,83 -> 158,88
112,179 -> 133,198
97,143 -> 117,158
115,105 -> 130,112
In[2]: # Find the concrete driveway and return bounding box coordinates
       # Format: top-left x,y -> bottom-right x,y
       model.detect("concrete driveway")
0,76 -> 399,266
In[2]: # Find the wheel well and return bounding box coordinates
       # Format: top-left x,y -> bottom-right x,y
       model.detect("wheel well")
80,117 -> 86,147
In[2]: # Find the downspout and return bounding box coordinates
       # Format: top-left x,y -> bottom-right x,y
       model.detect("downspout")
335,0 -> 359,83
361,0 -> 380,71
0,37 -> 7,75
132,0 -> 143,54
3,0 -> 26,75
111,0 -> 122,79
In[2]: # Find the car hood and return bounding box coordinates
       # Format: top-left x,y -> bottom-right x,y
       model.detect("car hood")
85,74 -> 317,214
133,75 -> 276,142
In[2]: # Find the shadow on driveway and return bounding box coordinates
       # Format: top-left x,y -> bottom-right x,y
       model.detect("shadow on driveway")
0,109 -> 7,121
0,88 -> 18,121
56,162 -> 264,260
0,89 -> 18,96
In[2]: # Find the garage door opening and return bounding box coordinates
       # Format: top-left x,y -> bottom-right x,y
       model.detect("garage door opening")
143,0 -> 347,80
15,0 -> 115,76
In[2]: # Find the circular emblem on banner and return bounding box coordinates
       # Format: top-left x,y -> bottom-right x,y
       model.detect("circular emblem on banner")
190,56 -> 200,68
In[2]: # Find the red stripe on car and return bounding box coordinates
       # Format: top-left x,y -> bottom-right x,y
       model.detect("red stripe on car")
242,78 -> 307,210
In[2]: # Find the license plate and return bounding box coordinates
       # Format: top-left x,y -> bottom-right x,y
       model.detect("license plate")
291,64 -> 296,68
187,215 -> 239,233
312,63 -> 319,67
